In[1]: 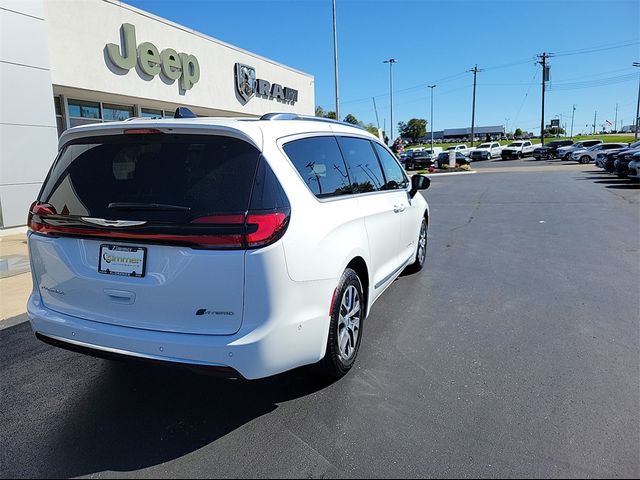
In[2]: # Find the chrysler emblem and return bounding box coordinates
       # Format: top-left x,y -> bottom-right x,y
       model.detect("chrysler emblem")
235,63 -> 256,102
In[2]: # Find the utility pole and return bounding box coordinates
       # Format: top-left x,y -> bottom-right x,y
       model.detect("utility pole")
570,104 -> 576,139
428,85 -> 436,152
633,62 -> 640,141
383,58 -> 398,144
331,0 -> 340,119
372,97 -> 380,130
614,103 -> 618,132
469,65 -> 481,147
538,52 -> 552,145
505,118 -> 509,135
593,110 -> 597,134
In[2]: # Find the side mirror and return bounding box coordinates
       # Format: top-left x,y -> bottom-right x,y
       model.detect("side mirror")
410,174 -> 430,198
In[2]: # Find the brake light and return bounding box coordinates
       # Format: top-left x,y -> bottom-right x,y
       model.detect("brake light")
28,202 -> 57,232
246,212 -> 289,247
28,205 -> 289,249
123,128 -> 163,135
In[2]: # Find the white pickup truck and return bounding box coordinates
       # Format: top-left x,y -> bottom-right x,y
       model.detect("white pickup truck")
445,144 -> 474,157
470,142 -> 502,161
500,140 -> 536,159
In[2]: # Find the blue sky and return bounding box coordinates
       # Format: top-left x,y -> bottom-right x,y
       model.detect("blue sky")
127,0 -> 639,137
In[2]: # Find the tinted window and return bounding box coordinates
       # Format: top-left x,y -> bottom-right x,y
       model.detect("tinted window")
283,136 -> 351,198
337,137 -> 385,193
68,99 -> 100,119
373,142 -> 408,190
41,134 -> 261,223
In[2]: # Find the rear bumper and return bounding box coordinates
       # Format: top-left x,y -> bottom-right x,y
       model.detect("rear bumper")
27,279 -> 333,380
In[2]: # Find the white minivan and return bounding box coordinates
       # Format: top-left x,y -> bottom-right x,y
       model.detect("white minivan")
27,111 -> 431,379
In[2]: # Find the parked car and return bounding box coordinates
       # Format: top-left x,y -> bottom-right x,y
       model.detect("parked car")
445,144 -> 473,157
613,148 -> 640,177
26,110 -> 432,380
599,142 -> 640,172
556,140 -> 603,160
470,142 -> 502,161
627,151 -> 640,181
406,150 -> 436,170
437,151 -> 469,168
501,140 -> 535,159
532,140 -> 574,160
570,143 -> 628,164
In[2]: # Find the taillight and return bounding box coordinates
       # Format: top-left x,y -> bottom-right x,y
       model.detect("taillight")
28,202 -> 57,232
246,212 -> 289,248
191,211 -> 290,248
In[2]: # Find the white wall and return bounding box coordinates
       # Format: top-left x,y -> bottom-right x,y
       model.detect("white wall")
0,0 -> 59,228
44,0 -> 315,116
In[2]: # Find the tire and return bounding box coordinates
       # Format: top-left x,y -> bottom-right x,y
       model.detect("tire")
319,268 -> 364,377
517,152 -> 523,159
579,155 -> 591,164
404,217 -> 427,274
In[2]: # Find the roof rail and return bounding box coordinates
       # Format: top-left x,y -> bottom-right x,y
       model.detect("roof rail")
259,112 -> 364,130
174,107 -> 197,119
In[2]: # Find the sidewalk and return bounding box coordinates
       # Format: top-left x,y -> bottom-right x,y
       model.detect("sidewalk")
0,232 -> 31,323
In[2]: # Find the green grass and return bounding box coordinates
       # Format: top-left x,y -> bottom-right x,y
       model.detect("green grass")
405,133 -> 636,151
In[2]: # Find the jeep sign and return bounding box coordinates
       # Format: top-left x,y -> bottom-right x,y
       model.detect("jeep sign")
106,23 -> 200,90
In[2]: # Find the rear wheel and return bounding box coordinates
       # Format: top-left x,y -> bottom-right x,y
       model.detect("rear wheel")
319,268 -> 364,377
579,155 -> 591,164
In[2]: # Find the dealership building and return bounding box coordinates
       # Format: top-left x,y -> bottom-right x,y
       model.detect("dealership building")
0,0 -> 315,229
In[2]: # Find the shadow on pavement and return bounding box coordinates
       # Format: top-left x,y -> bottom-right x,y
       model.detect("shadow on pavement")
0,321 -> 337,478
606,183 -> 639,189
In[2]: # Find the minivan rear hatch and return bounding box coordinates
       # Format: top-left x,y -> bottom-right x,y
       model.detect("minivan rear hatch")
29,131 -> 289,335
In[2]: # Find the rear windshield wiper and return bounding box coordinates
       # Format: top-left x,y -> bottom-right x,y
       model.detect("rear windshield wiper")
108,202 -> 192,211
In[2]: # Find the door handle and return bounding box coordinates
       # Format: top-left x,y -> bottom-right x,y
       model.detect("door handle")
104,289 -> 136,305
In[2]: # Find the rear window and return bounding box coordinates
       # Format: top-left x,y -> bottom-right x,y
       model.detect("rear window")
40,134 -> 261,223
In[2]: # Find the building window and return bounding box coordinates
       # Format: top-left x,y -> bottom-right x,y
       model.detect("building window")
141,108 -> 165,118
68,99 -> 100,119
53,96 -> 64,136
103,103 -> 134,121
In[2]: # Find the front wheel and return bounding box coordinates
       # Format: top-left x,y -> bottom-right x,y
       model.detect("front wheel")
579,155 -> 591,164
319,269 -> 364,377
405,218 -> 427,274
517,152 -> 523,159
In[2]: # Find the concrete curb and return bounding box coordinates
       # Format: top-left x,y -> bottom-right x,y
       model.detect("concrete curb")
425,171 -> 477,177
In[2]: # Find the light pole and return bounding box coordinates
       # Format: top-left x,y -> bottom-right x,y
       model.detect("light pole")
383,58 -> 397,144
332,0 -> 340,119
570,104 -> 576,139
428,85 -> 436,152
633,62 -> 640,141
505,118 -> 509,136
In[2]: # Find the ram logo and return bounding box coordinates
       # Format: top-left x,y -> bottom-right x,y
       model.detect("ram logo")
235,63 -> 256,102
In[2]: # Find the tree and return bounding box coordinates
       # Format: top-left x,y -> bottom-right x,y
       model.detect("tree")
397,118 -> 427,144
343,114 -> 359,125
544,126 -> 565,136
315,106 -> 336,119
514,128 -> 523,137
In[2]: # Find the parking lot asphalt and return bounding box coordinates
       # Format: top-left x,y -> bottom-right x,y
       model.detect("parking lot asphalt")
1,163 -> 638,478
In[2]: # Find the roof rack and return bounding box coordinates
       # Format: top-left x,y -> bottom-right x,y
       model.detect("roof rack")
259,112 -> 364,129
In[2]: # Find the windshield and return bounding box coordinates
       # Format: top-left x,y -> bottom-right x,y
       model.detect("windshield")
478,143 -> 492,148
508,142 -> 523,147
446,146 -> 455,151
